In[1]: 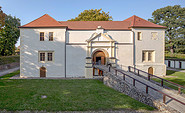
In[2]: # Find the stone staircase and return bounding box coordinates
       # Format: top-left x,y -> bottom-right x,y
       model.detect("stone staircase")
94,65 -> 185,113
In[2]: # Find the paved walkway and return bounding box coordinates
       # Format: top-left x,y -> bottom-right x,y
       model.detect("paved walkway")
0,67 -> 20,76
94,65 -> 185,113
167,67 -> 185,73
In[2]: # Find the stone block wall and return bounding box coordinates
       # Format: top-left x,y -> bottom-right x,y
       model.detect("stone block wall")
103,71 -> 179,113
0,62 -> 19,71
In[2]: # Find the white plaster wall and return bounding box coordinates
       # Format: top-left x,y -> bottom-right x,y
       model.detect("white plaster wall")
20,28 -> 66,77
66,45 -> 86,77
116,45 -> 133,70
133,28 -> 166,76
165,60 -> 185,69
105,30 -> 132,43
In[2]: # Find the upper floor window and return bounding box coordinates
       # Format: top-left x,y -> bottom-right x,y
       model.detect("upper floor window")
142,51 -> 154,62
40,32 -> 44,41
151,32 -> 158,40
40,53 -> 45,61
49,32 -> 53,41
138,32 -> 142,40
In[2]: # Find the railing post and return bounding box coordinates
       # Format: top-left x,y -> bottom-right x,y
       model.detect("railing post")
123,74 -> 125,80
178,87 -> 181,94
115,70 -> 117,75
109,66 -> 110,72
146,86 -> 148,94
161,79 -> 163,87
148,74 -> 150,80
128,66 -> 130,72
133,79 -> 135,86
163,95 -> 166,104
138,70 -> 139,76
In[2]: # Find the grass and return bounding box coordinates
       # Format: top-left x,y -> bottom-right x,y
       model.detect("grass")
0,72 -> 154,112
165,53 -> 185,60
0,70 -> 20,79
152,70 -> 185,93
0,56 -> 20,65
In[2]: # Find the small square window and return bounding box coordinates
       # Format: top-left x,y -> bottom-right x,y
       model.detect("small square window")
138,32 -> 142,40
40,32 -> 44,41
151,32 -> 158,40
49,32 -> 53,41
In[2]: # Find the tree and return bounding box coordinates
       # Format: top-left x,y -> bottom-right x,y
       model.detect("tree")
0,15 -> 20,56
68,9 -> 113,21
0,6 -> 6,31
149,5 -> 185,54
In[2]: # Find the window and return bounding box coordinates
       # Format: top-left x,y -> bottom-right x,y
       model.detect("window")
48,52 -> 53,61
151,32 -> 158,40
138,32 -> 142,40
39,51 -> 54,62
142,52 -> 147,61
142,51 -> 154,62
148,52 -> 153,61
40,32 -> 44,41
49,32 -> 53,41
40,53 -> 45,61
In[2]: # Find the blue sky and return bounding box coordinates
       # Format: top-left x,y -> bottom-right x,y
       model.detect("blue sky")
0,0 -> 184,46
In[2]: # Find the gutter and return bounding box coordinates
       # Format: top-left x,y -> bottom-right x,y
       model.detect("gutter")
131,29 -> 136,70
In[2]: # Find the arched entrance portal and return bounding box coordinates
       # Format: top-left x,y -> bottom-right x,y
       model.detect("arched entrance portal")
148,67 -> 153,75
92,50 -> 108,76
40,66 -> 46,77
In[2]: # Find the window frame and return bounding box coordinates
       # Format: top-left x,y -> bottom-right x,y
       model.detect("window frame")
40,52 -> 45,61
137,32 -> 142,41
40,32 -> 44,41
47,52 -> 53,61
151,32 -> 158,40
39,51 -> 54,62
142,50 -> 154,62
49,32 -> 53,41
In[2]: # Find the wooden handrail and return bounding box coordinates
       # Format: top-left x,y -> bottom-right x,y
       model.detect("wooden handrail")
128,66 -> 185,90
93,65 -> 185,106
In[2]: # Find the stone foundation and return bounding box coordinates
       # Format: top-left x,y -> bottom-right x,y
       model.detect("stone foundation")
0,62 -> 20,71
103,71 -> 179,113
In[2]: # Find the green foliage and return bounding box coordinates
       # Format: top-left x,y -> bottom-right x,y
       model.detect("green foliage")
0,70 -> 19,79
0,55 -> 20,65
0,79 -> 154,111
0,6 -> 6,31
0,15 -> 20,56
68,9 -> 113,21
149,5 -> 185,54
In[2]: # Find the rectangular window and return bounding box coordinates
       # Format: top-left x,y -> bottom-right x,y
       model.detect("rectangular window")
138,32 -> 142,40
40,32 -> 44,41
40,53 -> 45,61
142,51 -> 146,61
49,32 -> 53,41
148,52 -> 153,61
151,32 -> 158,40
142,51 -> 154,62
48,52 -> 53,61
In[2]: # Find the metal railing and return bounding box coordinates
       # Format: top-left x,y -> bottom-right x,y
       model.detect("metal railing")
128,66 -> 185,94
93,65 -> 185,106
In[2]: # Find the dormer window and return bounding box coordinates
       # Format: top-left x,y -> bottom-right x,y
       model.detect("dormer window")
40,32 -> 44,41
138,32 -> 142,40
49,32 -> 53,41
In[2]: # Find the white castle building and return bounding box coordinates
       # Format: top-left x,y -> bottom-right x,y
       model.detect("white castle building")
19,14 -> 166,78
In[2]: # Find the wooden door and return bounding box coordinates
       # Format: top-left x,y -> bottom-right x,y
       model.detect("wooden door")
101,57 -> 105,65
40,67 -> 46,77
148,67 -> 153,75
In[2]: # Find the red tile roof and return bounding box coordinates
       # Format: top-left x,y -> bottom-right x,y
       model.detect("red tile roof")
19,14 -> 67,28
19,14 -> 166,29
59,21 -> 131,30
123,15 -> 166,28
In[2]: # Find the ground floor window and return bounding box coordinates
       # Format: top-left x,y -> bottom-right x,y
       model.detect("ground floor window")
142,50 -> 154,62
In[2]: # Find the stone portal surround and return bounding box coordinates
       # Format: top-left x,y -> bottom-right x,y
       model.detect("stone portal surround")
103,71 -> 179,113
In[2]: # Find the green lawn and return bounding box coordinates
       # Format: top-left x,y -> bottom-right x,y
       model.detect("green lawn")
0,70 -> 20,79
152,70 -> 185,93
0,73 -> 154,112
165,53 -> 185,59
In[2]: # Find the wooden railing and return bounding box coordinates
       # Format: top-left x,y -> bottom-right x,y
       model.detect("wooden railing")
128,66 -> 185,94
93,65 -> 185,106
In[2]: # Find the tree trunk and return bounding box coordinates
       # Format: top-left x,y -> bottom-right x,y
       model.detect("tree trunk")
170,46 -> 174,54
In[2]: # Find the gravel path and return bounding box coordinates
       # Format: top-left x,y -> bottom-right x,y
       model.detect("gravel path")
0,67 -> 20,76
